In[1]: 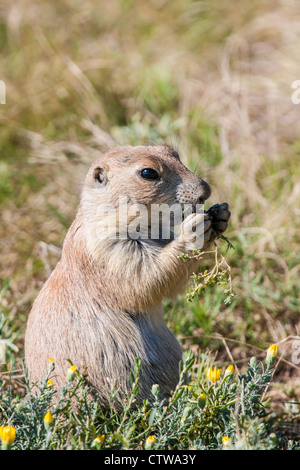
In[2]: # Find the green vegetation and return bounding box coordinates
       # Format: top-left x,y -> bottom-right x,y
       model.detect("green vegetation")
2,350 -> 297,450
0,0 -> 299,450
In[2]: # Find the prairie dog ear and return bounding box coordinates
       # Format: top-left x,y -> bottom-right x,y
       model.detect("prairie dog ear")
93,166 -> 108,188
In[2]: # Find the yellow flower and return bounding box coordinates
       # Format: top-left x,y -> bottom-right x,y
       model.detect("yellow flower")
266,344 -> 279,366
48,357 -> 55,372
225,365 -> 235,376
198,393 -> 206,409
0,426 -> 16,449
44,411 -> 54,431
66,364 -> 77,382
222,435 -> 230,447
180,414 -> 185,423
206,366 -> 221,383
145,435 -> 156,449
93,434 -> 105,446
47,379 -> 53,387
267,344 -> 278,356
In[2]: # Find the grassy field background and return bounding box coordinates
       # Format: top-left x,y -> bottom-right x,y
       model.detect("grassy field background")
0,0 -> 299,440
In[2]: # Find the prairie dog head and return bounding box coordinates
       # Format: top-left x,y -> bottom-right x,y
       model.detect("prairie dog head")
80,145 -> 211,253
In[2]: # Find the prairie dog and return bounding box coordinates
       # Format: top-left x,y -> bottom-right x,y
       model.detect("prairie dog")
25,145 -> 230,405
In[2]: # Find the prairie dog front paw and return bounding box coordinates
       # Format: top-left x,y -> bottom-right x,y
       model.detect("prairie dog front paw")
178,212 -> 212,251
206,203 -> 231,239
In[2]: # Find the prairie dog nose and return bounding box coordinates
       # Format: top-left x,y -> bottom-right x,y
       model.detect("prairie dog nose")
197,178 -> 211,203
176,176 -> 211,206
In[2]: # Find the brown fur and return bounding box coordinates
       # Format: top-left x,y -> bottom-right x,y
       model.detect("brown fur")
25,145 -> 230,406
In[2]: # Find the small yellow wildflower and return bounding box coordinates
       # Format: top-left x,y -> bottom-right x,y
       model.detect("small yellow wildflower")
198,393 -> 206,409
66,364 -> 77,382
0,425 -> 16,450
225,365 -> 235,377
47,379 -> 53,387
145,435 -> 156,449
44,411 -> 54,431
267,344 -> 278,356
48,357 -> 55,372
266,344 -> 278,366
93,434 -> 105,447
206,366 -> 221,383
222,435 -> 230,447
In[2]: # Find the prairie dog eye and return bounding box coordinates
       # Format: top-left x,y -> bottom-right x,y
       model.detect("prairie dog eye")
140,168 -> 159,180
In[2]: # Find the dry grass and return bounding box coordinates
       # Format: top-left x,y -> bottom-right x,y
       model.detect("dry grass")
0,0 -> 299,434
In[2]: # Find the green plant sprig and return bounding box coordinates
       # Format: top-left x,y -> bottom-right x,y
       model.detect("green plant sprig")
180,239 -> 235,305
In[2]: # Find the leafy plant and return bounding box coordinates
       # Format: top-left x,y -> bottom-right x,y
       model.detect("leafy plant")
180,236 -> 235,305
0,345 -> 295,450
0,282 -> 20,368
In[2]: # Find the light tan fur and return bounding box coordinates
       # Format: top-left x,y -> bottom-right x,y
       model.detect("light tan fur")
25,145 -> 230,406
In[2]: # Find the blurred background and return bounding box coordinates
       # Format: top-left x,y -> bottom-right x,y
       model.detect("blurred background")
0,0 -> 299,431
